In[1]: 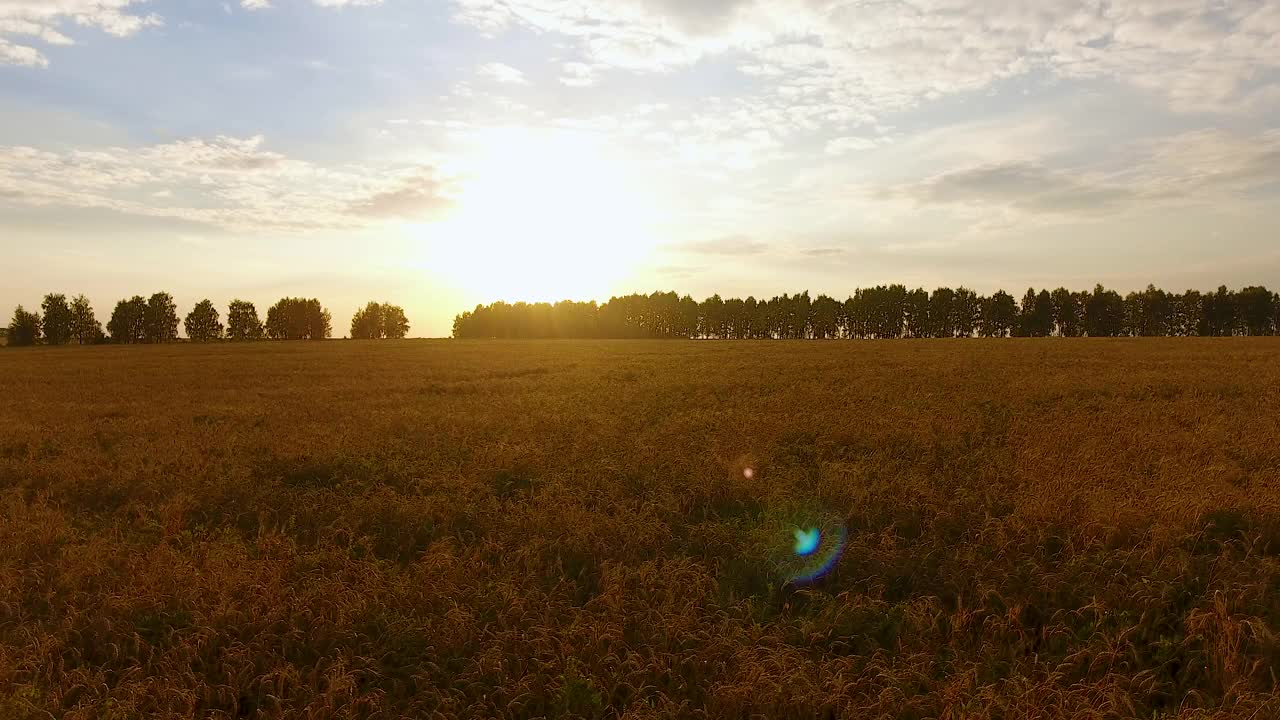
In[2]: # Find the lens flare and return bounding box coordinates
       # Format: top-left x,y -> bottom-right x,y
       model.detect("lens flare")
743,467 -> 755,480
793,528 -> 820,556
756,503 -> 848,586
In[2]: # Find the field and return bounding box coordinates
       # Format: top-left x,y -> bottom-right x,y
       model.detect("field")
1,339 -> 1278,719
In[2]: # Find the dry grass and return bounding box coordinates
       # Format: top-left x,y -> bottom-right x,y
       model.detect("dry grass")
1,339 -> 1278,719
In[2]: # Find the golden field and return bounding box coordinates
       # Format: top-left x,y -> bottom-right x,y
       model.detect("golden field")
1,339 -> 1278,719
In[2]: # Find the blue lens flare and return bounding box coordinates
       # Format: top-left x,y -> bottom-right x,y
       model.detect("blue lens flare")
793,528 -> 820,556
756,504 -> 848,586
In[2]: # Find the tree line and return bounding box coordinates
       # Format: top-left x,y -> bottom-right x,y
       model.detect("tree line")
452,285 -> 1280,339
5,295 -> 411,346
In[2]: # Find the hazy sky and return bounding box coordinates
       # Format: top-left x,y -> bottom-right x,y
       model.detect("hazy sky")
2,0 -> 1279,337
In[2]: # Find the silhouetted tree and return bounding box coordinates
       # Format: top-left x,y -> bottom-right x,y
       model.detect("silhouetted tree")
185,299 -> 223,342
811,295 -> 841,339
1169,291 -> 1202,337
902,288 -> 930,338
1200,286 -> 1238,337
929,287 -> 956,338
980,291 -> 1018,337
1236,286 -> 1276,336
41,294 -> 73,345
351,301 -> 411,339
351,302 -> 385,339
1050,287 -> 1082,337
952,288 -> 980,338
7,306 -> 41,346
383,304 -> 410,339
70,294 -> 102,344
227,300 -> 264,341
451,284 -> 1276,341
107,296 -> 147,344
1084,285 -> 1126,337
266,298 -> 331,340
144,292 -> 179,343
1018,288 -> 1054,337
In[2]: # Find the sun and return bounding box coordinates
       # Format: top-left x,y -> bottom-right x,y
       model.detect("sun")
409,127 -> 662,303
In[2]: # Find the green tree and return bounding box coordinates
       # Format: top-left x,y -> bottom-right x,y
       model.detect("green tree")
40,294 -> 73,345
70,294 -> 103,344
144,292 -> 179,343
227,300 -> 264,341
184,299 -> 224,342
107,296 -> 147,344
7,306 -> 41,346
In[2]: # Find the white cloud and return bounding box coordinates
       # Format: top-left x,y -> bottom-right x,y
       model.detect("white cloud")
451,0 -> 1280,118
0,135 -> 456,231
240,0 -> 271,10
476,62 -> 528,85
0,0 -> 160,67
559,61 -> 599,87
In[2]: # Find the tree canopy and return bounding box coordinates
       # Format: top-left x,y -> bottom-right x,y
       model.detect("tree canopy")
7,306 -> 41,346
266,298 -> 332,340
453,284 -> 1279,340
185,299 -> 224,342
351,302 -> 411,340
227,300 -> 265,341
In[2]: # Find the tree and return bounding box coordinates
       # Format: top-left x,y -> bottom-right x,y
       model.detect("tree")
811,295 -> 841,339
41,294 -> 73,345
227,300 -> 264,341
929,287 -> 956,338
1018,288 -> 1054,337
351,302 -> 385,339
350,301 -> 410,339
144,292 -> 179,343
1200,286 -> 1238,337
1237,286 -> 1276,336
185,299 -> 224,342
266,298 -> 331,340
951,288 -> 980,338
1050,287 -> 1082,337
903,288 -> 930,338
7,306 -> 41,346
107,296 -> 147,344
1084,285 -> 1125,337
383,304 -> 410,339
981,291 -> 1018,337
70,294 -> 103,344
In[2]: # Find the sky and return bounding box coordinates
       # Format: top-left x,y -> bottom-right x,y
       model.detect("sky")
2,0 -> 1279,337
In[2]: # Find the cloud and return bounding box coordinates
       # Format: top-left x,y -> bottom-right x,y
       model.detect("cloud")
0,135 -> 456,231
476,62 -> 527,85
674,236 -> 770,255
451,0 -> 1280,119
0,0 -> 160,67
824,136 -> 886,156
345,172 -> 453,219
879,127 -> 1280,219
892,163 -> 1133,213
241,0 -> 272,9
559,62 -> 599,87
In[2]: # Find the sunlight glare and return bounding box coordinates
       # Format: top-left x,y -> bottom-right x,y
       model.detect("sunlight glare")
408,127 -> 661,302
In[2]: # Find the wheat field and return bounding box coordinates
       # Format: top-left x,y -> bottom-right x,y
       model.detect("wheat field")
1,339 -> 1278,719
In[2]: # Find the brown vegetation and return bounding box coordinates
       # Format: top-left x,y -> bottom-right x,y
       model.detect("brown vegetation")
1,339 -> 1278,719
